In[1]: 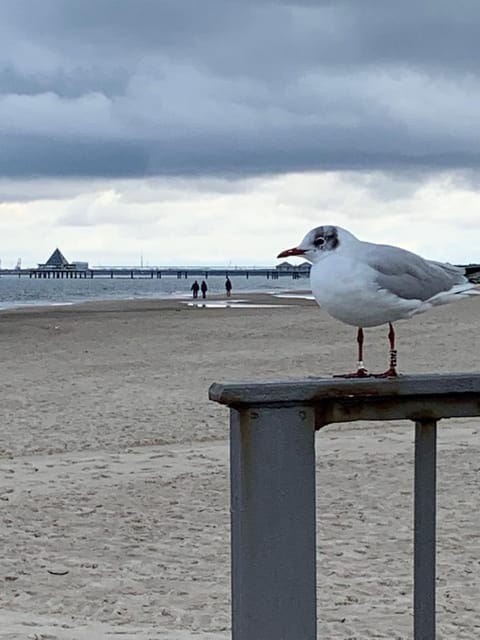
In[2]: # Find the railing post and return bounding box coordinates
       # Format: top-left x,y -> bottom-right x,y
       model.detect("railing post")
210,374 -> 480,638
414,419 -> 437,640
230,405 -> 317,640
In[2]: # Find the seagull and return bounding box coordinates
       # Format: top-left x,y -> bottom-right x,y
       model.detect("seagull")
277,225 -> 479,377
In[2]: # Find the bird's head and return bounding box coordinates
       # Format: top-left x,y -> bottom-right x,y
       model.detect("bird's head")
277,225 -> 355,264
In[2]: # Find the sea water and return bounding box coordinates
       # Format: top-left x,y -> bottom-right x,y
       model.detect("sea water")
0,274 -> 309,311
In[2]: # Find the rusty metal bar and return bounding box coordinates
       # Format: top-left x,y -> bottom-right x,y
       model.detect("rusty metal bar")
230,405 -> 317,640
414,419 -> 437,640
315,395 -> 480,427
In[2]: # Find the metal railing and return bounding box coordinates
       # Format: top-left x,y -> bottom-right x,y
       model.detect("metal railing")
209,373 -> 480,640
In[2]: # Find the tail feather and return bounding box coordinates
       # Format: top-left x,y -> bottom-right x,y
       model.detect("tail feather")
428,283 -> 480,307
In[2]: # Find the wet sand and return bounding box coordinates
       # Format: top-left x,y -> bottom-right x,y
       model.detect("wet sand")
1,293 -> 480,639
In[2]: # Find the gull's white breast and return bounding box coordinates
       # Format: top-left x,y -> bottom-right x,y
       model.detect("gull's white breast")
309,253 -> 420,328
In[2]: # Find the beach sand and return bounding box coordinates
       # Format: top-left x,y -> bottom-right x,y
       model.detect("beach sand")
1,293 -> 480,639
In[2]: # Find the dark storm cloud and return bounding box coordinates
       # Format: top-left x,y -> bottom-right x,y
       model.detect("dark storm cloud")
1,135 -> 148,177
0,64 -> 128,99
1,0 -> 480,178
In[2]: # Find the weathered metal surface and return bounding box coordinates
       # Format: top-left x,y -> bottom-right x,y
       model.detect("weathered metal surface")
230,406 -> 317,640
210,374 -> 480,427
315,395 -> 480,427
414,420 -> 437,640
209,373 -> 480,406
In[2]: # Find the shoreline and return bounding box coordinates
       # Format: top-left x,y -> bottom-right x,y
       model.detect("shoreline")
0,276 -> 309,312
0,290 -> 315,316
0,272 -> 312,314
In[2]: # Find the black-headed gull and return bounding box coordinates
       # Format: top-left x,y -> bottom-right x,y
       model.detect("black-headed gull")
277,225 -> 479,377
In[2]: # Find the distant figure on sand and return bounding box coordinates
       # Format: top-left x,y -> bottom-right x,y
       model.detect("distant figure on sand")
201,280 -> 208,299
225,277 -> 232,297
191,280 -> 200,299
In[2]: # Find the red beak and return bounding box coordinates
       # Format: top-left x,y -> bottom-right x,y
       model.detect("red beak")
277,247 -> 307,258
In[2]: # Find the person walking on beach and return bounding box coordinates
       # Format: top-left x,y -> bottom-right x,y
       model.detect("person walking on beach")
200,280 -> 208,299
225,277 -> 232,297
191,280 -> 200,299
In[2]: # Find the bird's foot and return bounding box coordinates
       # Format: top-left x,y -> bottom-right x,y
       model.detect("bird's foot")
333,367 -> 370,379
370,367 -> 399,378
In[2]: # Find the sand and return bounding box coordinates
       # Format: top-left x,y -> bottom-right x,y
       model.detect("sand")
1,293 -> 480,639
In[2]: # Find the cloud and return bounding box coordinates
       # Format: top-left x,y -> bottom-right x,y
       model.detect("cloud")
1,171 -> 479,268
1,1 -> 480,177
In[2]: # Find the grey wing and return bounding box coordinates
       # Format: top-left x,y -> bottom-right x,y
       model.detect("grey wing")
363,243 -> 468,301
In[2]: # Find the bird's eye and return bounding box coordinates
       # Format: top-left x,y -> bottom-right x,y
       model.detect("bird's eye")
314,236 -> 325,247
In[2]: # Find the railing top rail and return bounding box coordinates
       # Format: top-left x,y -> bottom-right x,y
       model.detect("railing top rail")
209,373 -> 480,426
209,372 -> 480,406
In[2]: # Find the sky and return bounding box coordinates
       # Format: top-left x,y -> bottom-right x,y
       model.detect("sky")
1,0 -> 480,267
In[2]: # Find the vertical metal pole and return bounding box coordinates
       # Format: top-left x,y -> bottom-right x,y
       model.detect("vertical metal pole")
414,419 -> 437,640
230,405 -> 317,640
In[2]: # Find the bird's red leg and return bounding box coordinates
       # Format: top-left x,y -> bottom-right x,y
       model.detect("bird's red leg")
333,327 -> 370,378
388,323 -> 398,371
372,322 -> 399,378
356,327 -> 369,374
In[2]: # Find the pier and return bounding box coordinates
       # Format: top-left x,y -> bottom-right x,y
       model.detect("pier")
0,266 -> 308,280
1,264 -> 479,282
